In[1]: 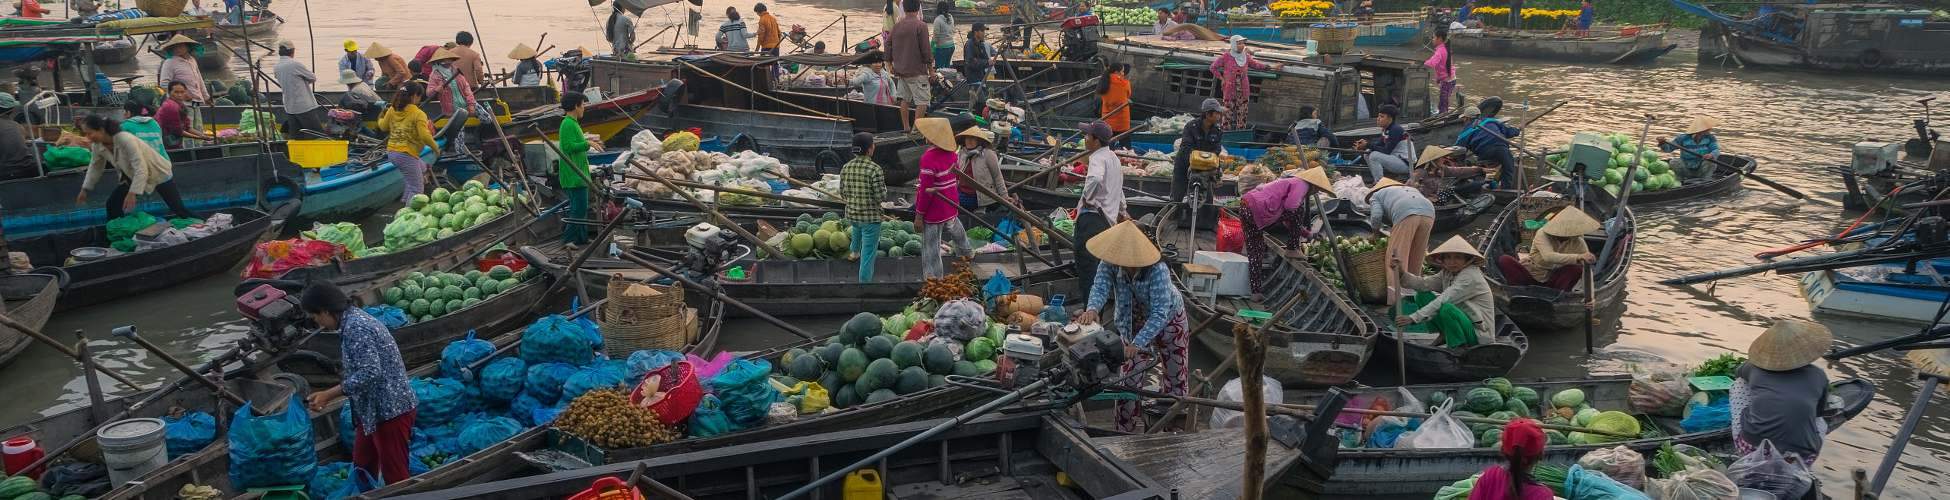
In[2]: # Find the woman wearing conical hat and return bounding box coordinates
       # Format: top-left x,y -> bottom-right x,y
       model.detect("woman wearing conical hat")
1395,235 -> 1493,348
1074,220 -> 1189,433
1657,116 -> 1722,181
1237,167 -> 1332,299
1494,206 -> 1598,292
913,118 -> 969,279
507,43 -> 545,87
1731,320 -> 1833,465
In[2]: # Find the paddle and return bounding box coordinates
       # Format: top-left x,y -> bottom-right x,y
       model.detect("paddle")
1658,138 -> 1806,200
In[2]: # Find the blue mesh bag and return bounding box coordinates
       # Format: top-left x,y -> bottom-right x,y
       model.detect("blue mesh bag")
479,357 -> 528,402
456,416 -> 525,455
440,331 -> 496,380
410,377 -> 468,425
162,411 -> 217,459
524,362 -> 579,404
227,393 -> 317,489
560,361 -> 630,403
520,315 -> 595,366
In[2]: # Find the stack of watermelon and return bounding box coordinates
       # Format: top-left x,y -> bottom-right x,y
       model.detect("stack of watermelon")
379,265 -> 534,324
1545,132 -> 1681,197
763,212 -> 926,260
772,306 -> 1003,410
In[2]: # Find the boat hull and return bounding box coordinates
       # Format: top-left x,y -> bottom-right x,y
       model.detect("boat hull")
1800,265 -> 1950,324
1448,30 -> 1676,64
0,271 -> 62,368
0,150 -> 302,239
1482,196 -> 1634,332
1375,316 -> 1527,382
12,207 -> 282,311
1589,155 -> 1752,206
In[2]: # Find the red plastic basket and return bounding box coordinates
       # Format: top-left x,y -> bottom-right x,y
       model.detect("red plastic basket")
566,477 -> 642,500
630,361 -> 704,426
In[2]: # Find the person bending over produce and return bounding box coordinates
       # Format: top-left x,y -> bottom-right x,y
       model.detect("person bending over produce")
74,115 -> 197,220
1357,105 -> 1416,182
1395,235 -> 1492,348
1237,167 -> 1332,298
304,281 -> 418,485
1456,97 -> 1521,189
842,132 -> 887,283
1495,207 -> 1598,291
1733,320 -> 1833,466
1074,221 -> 1187,433
1658,116 -> 1721,181
1366,177 -> 1434,306
913,117 -> 968,278
1466,418 -> 1554,499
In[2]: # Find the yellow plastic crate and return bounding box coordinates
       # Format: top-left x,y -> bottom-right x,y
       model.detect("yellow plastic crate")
287,140 -> 349,169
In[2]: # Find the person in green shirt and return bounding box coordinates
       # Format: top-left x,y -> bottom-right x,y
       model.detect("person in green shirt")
120,101 -> 167,154
557,92 -> 592,246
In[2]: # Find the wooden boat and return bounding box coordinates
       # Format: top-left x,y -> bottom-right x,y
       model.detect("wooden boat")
11,205 -> 292,311
0,268 -> 64,369
1480,192 -> 1635,331
1446,27 -> 1678,65
0,145 -> 302,240
1590,154 -> 1754,207
184,33 -> 235,71
1104,36 -> 1443,134
270,204 -> 562,290
1321,218 -> 1529,381
1175,241 -> 1377,387
1679,1 -> 1950,76
289,271 -> 565,385
214,9 -> 282,38
1297,375 -> 1874,497
1015,181 -> 1224,229
90,38 -> 139,65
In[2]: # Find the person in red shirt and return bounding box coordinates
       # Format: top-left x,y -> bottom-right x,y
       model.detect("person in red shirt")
156,82 -> 214,150
14,0 -> 51,18
1097,64 -> 1132,147
1466,419 -> 1555,500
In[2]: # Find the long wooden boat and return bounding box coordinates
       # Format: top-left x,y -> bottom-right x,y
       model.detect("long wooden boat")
1297,375 -> 1873,497
1446,28 -> 1678,65
1679,1 -> 1950,76
0,268 -> 64,369
288,270 -> 564,386
1592,154 -> 1754,206
0,146 -> 303,239
270,203 -> 561,291
12,205 -> 292,311
1480,192 -> 1635,331
214,9 -> 282,37
90,38 -> 139,65
183,33 -> 235,71
1176,242 -> 1377,387
1319,219 -> 1527,381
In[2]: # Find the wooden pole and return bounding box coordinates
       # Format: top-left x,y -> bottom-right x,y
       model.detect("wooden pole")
634,175 -> 845,209
0,313 -> 142,390
1237,321 -> 1268,500
951,162 -> 1076,250
930,191 -> 1057,268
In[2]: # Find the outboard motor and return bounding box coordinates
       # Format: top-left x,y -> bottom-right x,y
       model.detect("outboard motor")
1059,15 -> 1102,62
672,223 -> 741,287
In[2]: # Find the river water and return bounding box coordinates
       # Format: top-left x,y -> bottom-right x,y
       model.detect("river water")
9,0 -> 1950,496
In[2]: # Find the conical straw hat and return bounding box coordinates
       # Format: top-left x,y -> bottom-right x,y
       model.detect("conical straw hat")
1086,221 -> 1161,268
1749,319 -> 1832,371
507,43 -> 538,60
158,34 -> 200,51
1541,207 -> 1601,238
916,117 -> 958,152
1297,167 -> 1332,192
1685,116 -> 1721,135
365,42 -> 395,59
956,126 -> 994,145
1425,235 -> 1484,266
1365,177 -> 1404,202
429,47 -> 461,62
1415,145 -> 1453,167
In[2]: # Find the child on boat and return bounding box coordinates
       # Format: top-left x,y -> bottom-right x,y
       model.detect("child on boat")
1395,235 -> 1492,348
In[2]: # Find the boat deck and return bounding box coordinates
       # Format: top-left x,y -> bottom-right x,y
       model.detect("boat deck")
1096,430 -> 1301,500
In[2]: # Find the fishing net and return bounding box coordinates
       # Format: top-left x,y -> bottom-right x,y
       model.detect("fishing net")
508,392 -> 549,426
228,393 -> 317,490
162,411 -> 217,459
706,359 -> 780,429
410,377 -> 468,426
524,362 -> 580,404
479,357 -> 528,403
519,315 -> 596,367
439,331 -> 496,380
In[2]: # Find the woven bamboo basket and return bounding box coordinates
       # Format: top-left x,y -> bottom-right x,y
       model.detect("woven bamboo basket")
602,277 -> 687,356
1347,247 -> 1387,303
1515,196 -> 1574,246
1309,22 -> 1358,55
136,0 -> 189,17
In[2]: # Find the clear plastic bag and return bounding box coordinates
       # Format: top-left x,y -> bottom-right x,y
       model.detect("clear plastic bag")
1209,376 -> 1284,430
1579,445 -> 1649,489
1400,399 -> 1474,449
1727,439 -> 1813,499
1629,365 -> 1693,417
1646,467 -> 1740,500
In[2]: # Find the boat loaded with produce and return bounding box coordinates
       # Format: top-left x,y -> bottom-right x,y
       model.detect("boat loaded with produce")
253,180 -> 550,289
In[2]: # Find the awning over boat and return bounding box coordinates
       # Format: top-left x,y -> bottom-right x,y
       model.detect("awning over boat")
0,15 -> 214,41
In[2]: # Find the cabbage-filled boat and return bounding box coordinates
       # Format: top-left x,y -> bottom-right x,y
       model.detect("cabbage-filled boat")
1591,155 -> 1754,206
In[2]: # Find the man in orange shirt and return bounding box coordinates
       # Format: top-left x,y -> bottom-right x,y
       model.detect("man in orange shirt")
754,3 -> 783,56
1098,63 -> 1132,147
15,0 -> 50,17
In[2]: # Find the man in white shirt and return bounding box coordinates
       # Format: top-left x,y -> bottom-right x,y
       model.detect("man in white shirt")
1074,120 -> 1125,288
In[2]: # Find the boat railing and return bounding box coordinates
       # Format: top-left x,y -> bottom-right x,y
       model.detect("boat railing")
1475,22 -> 1670,38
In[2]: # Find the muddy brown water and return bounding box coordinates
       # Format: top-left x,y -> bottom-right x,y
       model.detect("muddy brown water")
6,0 -> 1950,495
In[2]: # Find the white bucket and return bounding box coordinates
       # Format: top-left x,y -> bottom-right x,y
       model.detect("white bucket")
97,418 -> 169,485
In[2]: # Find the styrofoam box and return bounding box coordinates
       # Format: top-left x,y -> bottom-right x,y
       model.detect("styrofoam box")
1193,251 -> 1252,297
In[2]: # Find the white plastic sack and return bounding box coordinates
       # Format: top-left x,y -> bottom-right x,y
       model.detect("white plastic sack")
1646,468 -> 1739,500
1399,399 -> 1473,449
1333,176 -> 1371,211
1579,445 -> 1649,489
1727,440 -> 1813,499
205,213 -> 235,230
1209,376 -> 1283,430
630,129 -> 664,154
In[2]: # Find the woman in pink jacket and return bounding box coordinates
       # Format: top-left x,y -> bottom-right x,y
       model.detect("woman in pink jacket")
1209,36 -> 1281,130
1236,168 -> 1332,297
1425,30 -> 1457,114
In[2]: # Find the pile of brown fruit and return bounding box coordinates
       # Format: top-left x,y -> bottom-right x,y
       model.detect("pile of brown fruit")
552,389 -> 680,448
919,258 -> 978,302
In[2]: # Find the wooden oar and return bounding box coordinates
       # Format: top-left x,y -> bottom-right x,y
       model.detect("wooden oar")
1659,138 -> 1806,199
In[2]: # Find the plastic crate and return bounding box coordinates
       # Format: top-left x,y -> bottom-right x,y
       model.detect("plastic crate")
287,140 -> 349,169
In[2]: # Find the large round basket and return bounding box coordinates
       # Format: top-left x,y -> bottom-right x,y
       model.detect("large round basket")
1515,195 -> 1573,245
1309,22 -> 1358,55
136,0 -> 190,17
1347,247 -> 1387,303
601,277 -> 687,356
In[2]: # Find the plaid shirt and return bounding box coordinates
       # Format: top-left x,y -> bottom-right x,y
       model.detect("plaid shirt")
841,155 -> 887,224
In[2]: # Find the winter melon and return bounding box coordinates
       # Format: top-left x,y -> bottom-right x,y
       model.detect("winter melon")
838,348 -> 869,382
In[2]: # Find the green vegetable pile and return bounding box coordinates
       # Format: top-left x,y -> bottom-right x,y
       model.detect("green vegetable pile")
1414,378 -> 1649,448
1691,353 -> 1745,379
763,212 -> 927,260
1545,132 -> 1680,196
1296,239 -> 1347,290
1097,6 -> 1154,24
774,303 -> 1004,410
379,265 -> 535,324
379,181 -> 517,255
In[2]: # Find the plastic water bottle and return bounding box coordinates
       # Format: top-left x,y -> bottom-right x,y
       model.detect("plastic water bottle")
1039,294 -> 1069,324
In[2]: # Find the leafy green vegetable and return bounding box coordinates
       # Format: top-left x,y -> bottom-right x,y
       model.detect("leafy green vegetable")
1693,353 -> 1746,378
1532,464 -> 1570,496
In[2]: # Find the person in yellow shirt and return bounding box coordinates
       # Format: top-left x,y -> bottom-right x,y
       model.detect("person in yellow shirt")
377,82 -> 438,203
755,3 -> 783,56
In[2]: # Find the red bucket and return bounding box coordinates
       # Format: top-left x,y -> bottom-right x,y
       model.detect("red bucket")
630,361 -> 704,426
565,477 -> 642,500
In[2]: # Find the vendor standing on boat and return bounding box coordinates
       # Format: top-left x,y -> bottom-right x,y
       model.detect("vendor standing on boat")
302,282 -> 418,486
1658,116 -> 1721,182
157,35 -> 207,105
930,1 -> 955,68
719,7 -> 756,51
852,60 -> 897,106
74,115 -> 197,220
1395,235 -> 1491,348
426,47 -> 480,150
368,43 -> 411,90
1425,30 -> 1456,114
1455,97 -> 1520,189
1495,206 -> 1597,291
1575,0 -> 1595,36
890,0 -> 934,131
159,82 -> 215,150
276,40 -> 328,135
1076,120 -> 1126,288
962,23 -> 993,106
1238,168 -> 1333,299
339,40 -> 375,87
1466,418 -> 1554,499
509,44 -> 544,86
380,82 -> 437,204
1357,105 -> 1416,182
1076,220 -> 1188,433
915,118 -> 969,278
1099,64 -> 1131,147
755,3 -> 783,56
606,2 -> 636,59
1367,177 -> 1434,306
1172,99 -> 1227,204
1733,320 -> 1834,466
1211,36 -> 1281,131
956,126 -> 1006,222
842,132 -> 887,283
557,92 -> 593,248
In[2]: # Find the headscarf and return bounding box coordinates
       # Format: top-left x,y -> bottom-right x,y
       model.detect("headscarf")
1228,35 -> 1249,68
1500,418 -> 1546,465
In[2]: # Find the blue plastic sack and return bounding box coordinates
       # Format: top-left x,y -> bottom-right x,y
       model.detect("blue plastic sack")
706,359 -> 781,429
560,360 -> 630,403
625,350 -> 685,381
479,357 -> 528,403
1681,399 -> 1732,433
456,416 -> 525,455
509,392 -> 546,426
307,462 -> 376,500
519,315 -> 596,367
364,305 -> 411,329
524,362 -> 579,404
228,393 -> 317,490
982,269 -> 1013,303
339,405 -> 355,452
162,411 -> 217,459
995,215 -> 1024,241
1366,418 -> 1407,448
686,394 -> 736,438
410,441 -> 452,471
1564,464 -> 1652,500
440,331 -> 496,380
411,377 -> 469,426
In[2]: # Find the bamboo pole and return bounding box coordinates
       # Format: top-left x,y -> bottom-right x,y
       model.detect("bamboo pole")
631,171 -> 790,259
950,161 -> 1076,250
629,174 -> 845,209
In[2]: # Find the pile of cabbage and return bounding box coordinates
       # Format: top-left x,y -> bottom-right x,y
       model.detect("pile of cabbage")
1097,6 -> 1154,25
378,181 -> 517,254
1143,114 -> 1195,133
